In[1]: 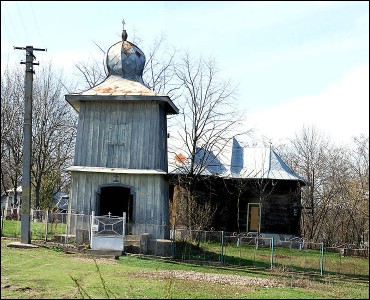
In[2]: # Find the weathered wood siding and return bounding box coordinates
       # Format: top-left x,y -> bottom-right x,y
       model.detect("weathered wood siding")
260,194 -> 299,235
74,101 -> 168,171
169,177 -> 301,235
69,171 -> 169,230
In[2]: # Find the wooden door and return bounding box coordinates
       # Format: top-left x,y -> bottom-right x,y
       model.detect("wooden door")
248,204 -> 260,232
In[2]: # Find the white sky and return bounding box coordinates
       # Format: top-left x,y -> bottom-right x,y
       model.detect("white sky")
1,1 -> 369,147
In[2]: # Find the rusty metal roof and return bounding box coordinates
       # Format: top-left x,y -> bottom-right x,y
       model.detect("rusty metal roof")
79,75 -> 158,96
65,75 -> 179,114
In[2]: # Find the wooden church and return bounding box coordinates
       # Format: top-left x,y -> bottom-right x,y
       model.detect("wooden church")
65,23 -> 178,242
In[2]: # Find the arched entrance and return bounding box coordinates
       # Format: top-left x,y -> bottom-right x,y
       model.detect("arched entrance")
96,184 -> 134,222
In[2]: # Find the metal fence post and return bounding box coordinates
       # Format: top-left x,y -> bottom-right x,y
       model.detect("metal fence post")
123,212 -> 126,253
320,240 -> 325,275
44,210 -> 49,242
90,211 -> 95,249
220,231 -> 225,263
271,237 -> 274,269
1,207 -> 4,236
171,224 -> 175,258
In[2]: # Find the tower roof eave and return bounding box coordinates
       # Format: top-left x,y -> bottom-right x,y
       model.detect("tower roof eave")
65,75 -> 179,114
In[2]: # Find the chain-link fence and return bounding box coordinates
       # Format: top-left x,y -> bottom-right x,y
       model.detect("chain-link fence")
1,212 -> 368,277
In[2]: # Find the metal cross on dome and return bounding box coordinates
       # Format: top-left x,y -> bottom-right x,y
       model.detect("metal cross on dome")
122,19 -> 126,30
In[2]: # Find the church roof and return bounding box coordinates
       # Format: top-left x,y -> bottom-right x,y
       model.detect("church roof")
169,137 -> 306,184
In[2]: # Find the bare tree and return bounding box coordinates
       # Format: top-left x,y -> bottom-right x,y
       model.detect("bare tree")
285,125 -> 333,242
1,62 -> 78,212
344,135 -> 369,245
170,52 -> 246,230
75,56 -> 106,90
1,65 -> 25,208
281,125 -> 369,246
31,62 -> 78,209
142,34 -> 179,98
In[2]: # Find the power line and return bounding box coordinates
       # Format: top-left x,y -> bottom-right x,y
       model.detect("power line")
1,12 -> 16,46
3,3 -> 22,44
29,1 -> 45,46
15,1 -> 30,43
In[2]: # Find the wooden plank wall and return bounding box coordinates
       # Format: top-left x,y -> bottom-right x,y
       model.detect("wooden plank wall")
74,101 -> 167,171
69,172 -> 169,225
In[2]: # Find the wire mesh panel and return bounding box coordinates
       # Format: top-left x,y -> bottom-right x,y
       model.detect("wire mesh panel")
172,228 -> 222,262
324,245 -> 369,277
226,234 -> 273,268
273,240 -> 324,274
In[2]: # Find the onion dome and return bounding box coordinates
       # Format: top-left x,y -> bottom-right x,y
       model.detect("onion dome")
104,19 -> 146,85
65,20 -> 179,115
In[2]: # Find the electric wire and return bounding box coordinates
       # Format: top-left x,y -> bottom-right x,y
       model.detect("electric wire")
3,3 -> 22,45
1,12 -> 16,47
15,1 -> 31,43
29,1 -> 45,47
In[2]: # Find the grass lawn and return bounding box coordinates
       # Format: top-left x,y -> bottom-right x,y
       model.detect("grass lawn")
1,238 -> 369,299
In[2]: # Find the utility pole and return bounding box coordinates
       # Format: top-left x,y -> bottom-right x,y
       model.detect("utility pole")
14,46 -> 46,244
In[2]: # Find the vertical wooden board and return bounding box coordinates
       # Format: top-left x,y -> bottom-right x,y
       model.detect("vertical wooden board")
109,104 -> 117,166
153,104 -> 160,169
124,104 -> 132,168
105,104 -> 113,166
143,103 -> 151,168
160,104 -> 167,169
70,172 -> 79,212
153,103 -> 159,168
134,175 -> 141,221
134,103 -> 141,168
137,175 -> 147,222
156,104 -> 162,169
160,176 -> 169,223
89,104 -> 97,166
93,103 -> 102,166
119,106 -> 128,167
104,104 -> 113,167
162,104 -> 169,171
80,172 -> 88,214
140,104 -> 147,168
85,104 -> 95,166
149,175 -> 156,221
96,102 -> 105,166
76,172 -> 83,213
75,104 -> 86,165
146,174 -> 154,221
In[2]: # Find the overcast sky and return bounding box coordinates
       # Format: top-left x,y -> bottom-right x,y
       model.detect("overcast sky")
1,1 -> 368,147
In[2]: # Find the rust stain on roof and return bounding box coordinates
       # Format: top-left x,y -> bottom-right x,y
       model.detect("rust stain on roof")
80,75 -> 160,97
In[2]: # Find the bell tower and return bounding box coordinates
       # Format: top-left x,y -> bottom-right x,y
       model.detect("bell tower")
65,21 -> 178,239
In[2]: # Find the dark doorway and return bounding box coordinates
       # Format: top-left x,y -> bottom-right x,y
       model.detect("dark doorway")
98,185 -> 133,222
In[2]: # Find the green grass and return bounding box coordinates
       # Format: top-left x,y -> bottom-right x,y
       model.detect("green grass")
1,219 -> 67,240
2,219 -> 368,278
1,238 -> 369,299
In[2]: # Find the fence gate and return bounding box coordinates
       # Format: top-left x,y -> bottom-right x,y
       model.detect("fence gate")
90,211 -> 126,251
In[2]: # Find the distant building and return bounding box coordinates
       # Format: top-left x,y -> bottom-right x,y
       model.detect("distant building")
168,137 -> 307,242
1,186 -> 22,219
